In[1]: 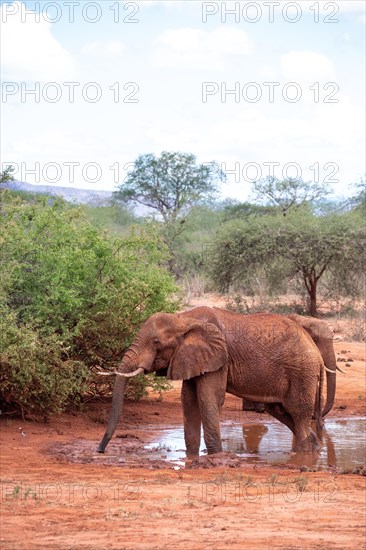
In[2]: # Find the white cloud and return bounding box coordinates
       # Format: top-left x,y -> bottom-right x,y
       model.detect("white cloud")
0,2 -> 75,81
153,27 -> 254,69
81,40 -> 126,57
281,51 -> 335,82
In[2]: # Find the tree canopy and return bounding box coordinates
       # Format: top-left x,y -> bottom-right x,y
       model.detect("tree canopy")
114,151 -> 224,236
252,176 -> 330,216
275,212 -> 364,315
209,209 -> 365,316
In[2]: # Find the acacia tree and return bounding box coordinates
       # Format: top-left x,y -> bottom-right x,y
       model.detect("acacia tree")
276,213 -> 364,316
113,152 -> 224,268
252,176 -> 330,216
210,211 -> 364,316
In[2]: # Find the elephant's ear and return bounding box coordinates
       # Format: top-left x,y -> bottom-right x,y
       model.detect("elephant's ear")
167,321 -> 228,380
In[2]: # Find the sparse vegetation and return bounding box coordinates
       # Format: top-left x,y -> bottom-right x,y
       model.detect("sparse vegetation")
293,476 -> 308,493
1,161 -> 365,418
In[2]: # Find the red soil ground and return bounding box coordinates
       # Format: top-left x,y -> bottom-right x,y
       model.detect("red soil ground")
1,339 -> 365,549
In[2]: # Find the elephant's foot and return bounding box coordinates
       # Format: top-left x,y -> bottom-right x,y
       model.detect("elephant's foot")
185,449 -> 199,458
184,436 -> 201,457
292,430 -> 321,453
186,444 -> 223,457
292,439 -> 312,453
206,447 -> 223,455
206,442 -> 223,455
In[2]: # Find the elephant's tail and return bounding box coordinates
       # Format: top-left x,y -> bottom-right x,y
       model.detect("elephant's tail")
316,363 -> 325,438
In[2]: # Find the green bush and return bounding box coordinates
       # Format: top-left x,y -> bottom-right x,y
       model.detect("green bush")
0,303 -> 89,418
125,374 -> 172,401
0,191 -> 179,417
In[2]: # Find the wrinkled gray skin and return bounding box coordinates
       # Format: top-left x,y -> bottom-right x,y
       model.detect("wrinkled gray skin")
97,307 -> 324,456
243,314 -> 337,417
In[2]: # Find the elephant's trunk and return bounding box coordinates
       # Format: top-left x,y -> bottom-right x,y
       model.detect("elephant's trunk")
322,345 -> 337,417
97,375 -> 128,453
316,362 -> 324,437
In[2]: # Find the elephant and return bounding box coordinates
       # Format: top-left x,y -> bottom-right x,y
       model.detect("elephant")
242,314 -> 339,417
97,307 -> 324,456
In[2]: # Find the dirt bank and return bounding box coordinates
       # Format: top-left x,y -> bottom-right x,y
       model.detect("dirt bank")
1,340 -> 365,549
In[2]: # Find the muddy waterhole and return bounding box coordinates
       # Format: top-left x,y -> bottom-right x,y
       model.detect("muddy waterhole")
53,416 -> 365,472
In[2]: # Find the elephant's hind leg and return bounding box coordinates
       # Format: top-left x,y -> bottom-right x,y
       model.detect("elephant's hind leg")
265,404 -> 319,453
291,415 -> 320,453
265,403 -> 295,434
181,379 -> 202,457
284,385 -> 320,453
285,397 -> 320,453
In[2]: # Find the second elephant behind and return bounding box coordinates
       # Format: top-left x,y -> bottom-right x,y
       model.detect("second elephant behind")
243,314 -> 337,416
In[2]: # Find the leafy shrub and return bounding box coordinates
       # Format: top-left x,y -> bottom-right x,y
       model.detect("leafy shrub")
0,304 -> 89,418
125,374 -> 172,401
0,191 -> 179,417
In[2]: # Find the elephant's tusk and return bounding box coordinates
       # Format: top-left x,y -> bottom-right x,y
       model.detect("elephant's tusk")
336,365 -> 347,374
324,365 -> 336,374
117,367 -> 145,378
97,367 -> 145,377
97,370 -> 117,376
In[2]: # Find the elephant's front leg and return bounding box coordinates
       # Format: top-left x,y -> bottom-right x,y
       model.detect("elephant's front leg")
195,368 -> 227,455
181,379 -> 202,457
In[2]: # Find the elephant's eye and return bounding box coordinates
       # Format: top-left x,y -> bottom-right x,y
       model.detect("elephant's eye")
153,338 -> 160,346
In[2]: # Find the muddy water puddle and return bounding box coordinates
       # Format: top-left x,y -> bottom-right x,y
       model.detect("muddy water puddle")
146,417 -> 366,470
51,417 -> 365,470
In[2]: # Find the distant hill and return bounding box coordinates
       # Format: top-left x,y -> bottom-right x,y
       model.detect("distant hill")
3,180 -> 113,206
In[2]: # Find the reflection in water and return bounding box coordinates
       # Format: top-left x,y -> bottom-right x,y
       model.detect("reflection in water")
146,418 -> 366,470
242,424 -> 268,454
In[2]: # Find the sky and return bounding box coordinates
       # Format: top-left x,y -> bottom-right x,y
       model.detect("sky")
1,0 -> 365,201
